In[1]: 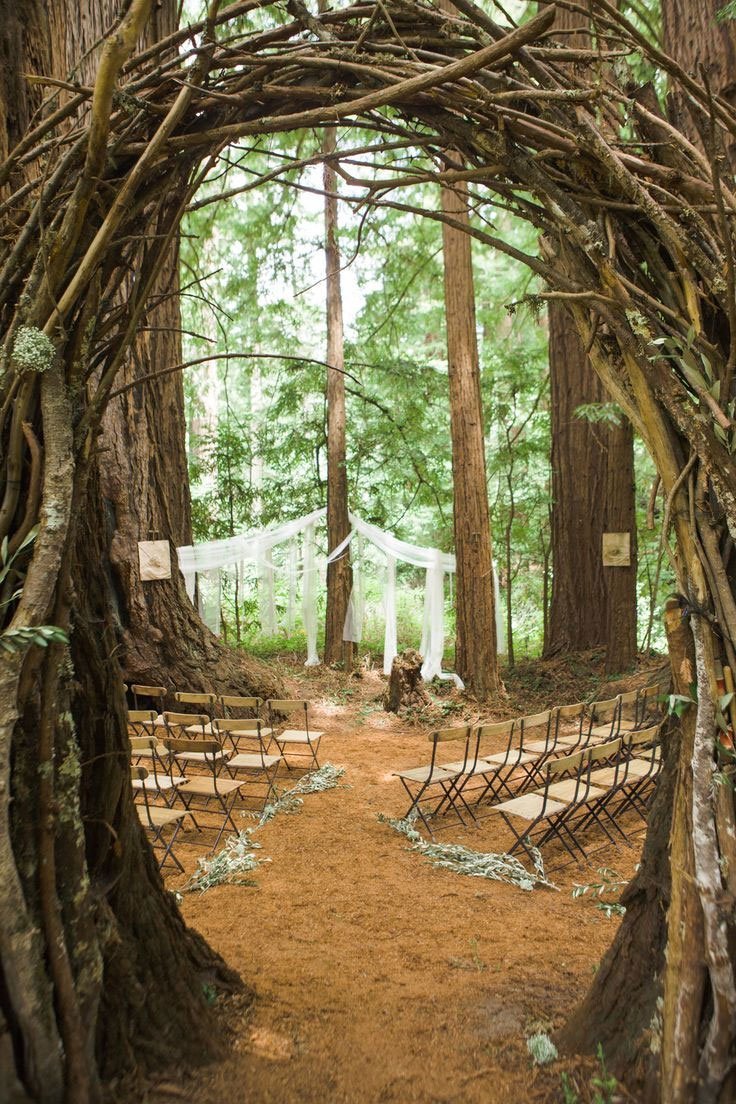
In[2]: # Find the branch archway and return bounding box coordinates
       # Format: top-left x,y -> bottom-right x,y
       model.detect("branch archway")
2,1 -> 735,1099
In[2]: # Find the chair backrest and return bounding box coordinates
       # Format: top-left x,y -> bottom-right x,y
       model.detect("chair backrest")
629,722 -> 661,748
220,695 -> 261,713
429,726 -> 471,743
590,695 -> 621,720
132,765 -> 149,779
619,688 -> 639,719
130,735 -> 157,752
476,719 -> 516,761
174,691 -> 216,717
548,749 -> 584,777
268,699 -> 308,714
520,710 -> 551,731
213,717 -> 264,745
132,680 -> 168,706
558,702 -> 586,720
132,680 -> 167,697
589,737 -> 621,763
164,736 -> 220,755
128,710 -> 157,737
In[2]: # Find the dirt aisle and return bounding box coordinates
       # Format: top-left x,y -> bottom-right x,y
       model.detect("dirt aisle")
175,686 -> 634,1103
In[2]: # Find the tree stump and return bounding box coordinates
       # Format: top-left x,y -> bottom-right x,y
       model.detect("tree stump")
384,649 -> 430,713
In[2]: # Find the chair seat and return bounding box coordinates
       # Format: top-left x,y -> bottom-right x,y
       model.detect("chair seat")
228,753 -> 281,770
483,750 -> 534,766
182,776 -> 244,797
440,759 -> 490,775
139,806 -> 185,828
274,729 -> 323,743
590,760 -> 655,786
185,721 -> 217,734
132,775 -> 188,792
489,792 -> 567,820
589,724 -> 618,739
546,779 -> 606,802
523,739 -> 554,755
131,744 -> 169,758
174,749 -> 230,764
395,765 -> 458,783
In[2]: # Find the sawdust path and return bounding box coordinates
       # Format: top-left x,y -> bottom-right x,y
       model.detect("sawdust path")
173,680 -> 633,1103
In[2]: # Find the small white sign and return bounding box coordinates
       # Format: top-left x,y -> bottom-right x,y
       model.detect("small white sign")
602,532 -> 631,567
138,540 -> 171,581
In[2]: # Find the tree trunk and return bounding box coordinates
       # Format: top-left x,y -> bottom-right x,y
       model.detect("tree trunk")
544,4 -> 638,670
44,0 -> 282,701
558,603 -> 687,1097
546,306 -> 609,651
322,125 -> 354,669
603,417 -> 638,674
441,178 -> 500,698
0,8 -> 248,1101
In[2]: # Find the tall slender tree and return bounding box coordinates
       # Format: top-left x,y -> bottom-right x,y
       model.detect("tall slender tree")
437,0 -> 499,699
322,127 -> 355,668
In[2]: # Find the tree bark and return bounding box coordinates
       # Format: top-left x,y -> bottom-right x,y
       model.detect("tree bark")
440,175 -> 500,698
45,0 -> 282,700
544,4 -> 638,671
0,8 -> 249,1101
322,125 -> 354,669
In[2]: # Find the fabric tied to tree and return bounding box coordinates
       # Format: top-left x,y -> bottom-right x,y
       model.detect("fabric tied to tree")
383,553 -> 398,675
342,533 -> 365,643
302,522 -> 320,666
257,539 -> 277,637
287,537 -> 298,633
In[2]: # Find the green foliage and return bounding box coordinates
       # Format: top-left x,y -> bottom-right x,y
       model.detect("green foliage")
572,868 -> 627,919
377,812 -> 558,891
180,127 -> 672,661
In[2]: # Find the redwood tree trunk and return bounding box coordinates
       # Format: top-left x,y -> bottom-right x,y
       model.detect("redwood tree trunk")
441,178 -> 499,697
0,8 -> 247,1101
322,126 -> 354,669
544,4 -> 637,671
44,1 -> 282,700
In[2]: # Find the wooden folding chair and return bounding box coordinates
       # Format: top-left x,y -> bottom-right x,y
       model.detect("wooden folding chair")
175,691 -> 217,726
163,737 -> 247,850
128,710 -> 173,772
549,702 -> 588,749
589,724 -> 662,828
215,719 -> 282,811
162,712 -> 231,774
219,696 -> 272,749
586,695 -> 622,743
130,736 -> 190,808
636,682 -> 668,727
131,684 -> 167,713
469,719 -> 533,806
134,767 -> 189,873
393,726 -> 472,837
489,746 -> 607,864
267,699 -> 323,770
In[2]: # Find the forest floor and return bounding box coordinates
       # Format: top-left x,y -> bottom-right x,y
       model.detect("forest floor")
149,650 -> 665,1104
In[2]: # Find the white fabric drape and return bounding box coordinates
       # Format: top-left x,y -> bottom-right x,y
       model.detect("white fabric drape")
287,537 -> 298,633
301,522 -> 320,666
178,505 -> 500,681
383,554 -> 398,675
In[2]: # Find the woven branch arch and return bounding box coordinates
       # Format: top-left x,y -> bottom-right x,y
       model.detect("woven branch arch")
3,0 -> 736,1098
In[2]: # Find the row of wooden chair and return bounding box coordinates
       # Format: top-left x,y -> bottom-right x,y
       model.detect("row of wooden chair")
394,680 -> 669,855
127,688 -> 324,869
